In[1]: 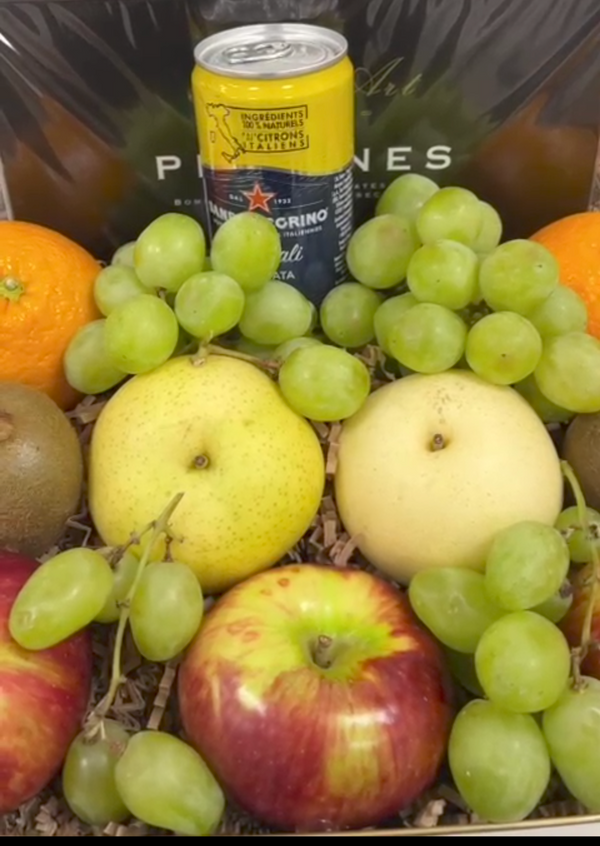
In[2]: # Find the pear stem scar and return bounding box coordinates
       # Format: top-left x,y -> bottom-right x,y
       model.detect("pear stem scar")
431,433 -> 446,451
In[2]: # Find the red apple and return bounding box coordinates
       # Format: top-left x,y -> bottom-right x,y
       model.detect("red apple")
562,563 -> 600,680
0,550 -> 92,814
179,563 -> 453,833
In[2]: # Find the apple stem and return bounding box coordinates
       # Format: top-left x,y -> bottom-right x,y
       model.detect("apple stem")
311,635 -> 337,670
561,460 -> 599,689
90,492 -> 185,724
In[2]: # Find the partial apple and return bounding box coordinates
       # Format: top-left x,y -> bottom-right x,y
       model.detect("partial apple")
0,550 -> 92,814
335,371 -> 563,584
179,564 -> 453,833
561,563 -> 600,680
88,355 -> 325,594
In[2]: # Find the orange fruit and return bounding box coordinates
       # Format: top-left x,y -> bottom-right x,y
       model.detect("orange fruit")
531,211 -> 600,338
0,221 -> 100,409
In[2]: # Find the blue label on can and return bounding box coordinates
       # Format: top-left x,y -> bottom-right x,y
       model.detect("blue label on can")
203,165 -> 353,304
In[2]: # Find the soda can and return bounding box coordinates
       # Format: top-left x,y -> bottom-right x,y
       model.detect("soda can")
192,23 -> 354,304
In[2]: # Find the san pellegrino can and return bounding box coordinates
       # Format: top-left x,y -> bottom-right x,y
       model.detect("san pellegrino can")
192,23 -> 354,304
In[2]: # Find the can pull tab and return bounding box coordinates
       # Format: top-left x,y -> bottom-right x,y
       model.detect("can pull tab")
223,40 -> 294,65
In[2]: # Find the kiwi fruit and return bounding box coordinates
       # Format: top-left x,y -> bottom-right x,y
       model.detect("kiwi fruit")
563,413 -> 600,510
0,382 -> 84,557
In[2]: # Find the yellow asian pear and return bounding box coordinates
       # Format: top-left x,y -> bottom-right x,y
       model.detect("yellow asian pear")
335,371 -> 563,584
88,355 -> 325,593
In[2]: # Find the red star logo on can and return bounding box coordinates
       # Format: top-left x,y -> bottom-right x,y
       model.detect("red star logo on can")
242,183 -> 276,213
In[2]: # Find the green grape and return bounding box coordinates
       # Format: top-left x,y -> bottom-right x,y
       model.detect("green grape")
130,562 -> 204,662
112,242 -> 136,268
473,202 -> 503,254
533,587 -> 573,624
174,271 -> 245,340
514,375 -> 573,425
387,303 -> 467,374
279,345 -> 370,422
320,283 -> 382,347
96,551 -> 140,624
239,281 -> 313,346
465,313 -> 542,385
449,700 -> 551,823
407,240 -> 478,310
479,240 -> 559,315
416,187 -> 483,248
475,612 -> 571,713
543,678 -> 600,812
64,320 -> 126,395
529,285 -> 588,337
485,521 -> 570,611
443,648 -> 485,697
408,568 -> 505,654
375,173 -> 439,220
555,506 -> 600,564
105,295 -> 179,375
115,731 -> 225,836
373,293 -> 418,356
9,548 -> 114,650
94,265 -> 150,317
535,332 -> 600,414
210,212 -> 281,293
346,214 -> 419,290
273,336 -> 322,363
63,721 -> 130,827
135,213 -> 206,292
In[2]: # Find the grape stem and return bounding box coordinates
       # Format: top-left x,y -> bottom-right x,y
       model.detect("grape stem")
104,513 -> 165,566
90,492 -> 185,724
561,460 -> 599,689
206,344 -> 280,374
190,341 -> 279,373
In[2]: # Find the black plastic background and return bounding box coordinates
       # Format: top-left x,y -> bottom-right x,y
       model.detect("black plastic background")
1,0 -> 599,257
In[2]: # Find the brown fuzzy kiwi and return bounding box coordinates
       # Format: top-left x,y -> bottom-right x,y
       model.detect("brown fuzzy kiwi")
563,413 -> 600,511
0,382 -> 83,557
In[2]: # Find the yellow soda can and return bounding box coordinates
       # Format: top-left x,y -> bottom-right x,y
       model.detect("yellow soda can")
192,24 -> 354,303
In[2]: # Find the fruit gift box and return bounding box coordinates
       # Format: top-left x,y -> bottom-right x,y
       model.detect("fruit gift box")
4,175 -> 600,837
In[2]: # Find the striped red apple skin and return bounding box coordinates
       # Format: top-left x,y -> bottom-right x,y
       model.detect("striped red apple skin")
0,550 -> 92,814
179,564 -> 453,833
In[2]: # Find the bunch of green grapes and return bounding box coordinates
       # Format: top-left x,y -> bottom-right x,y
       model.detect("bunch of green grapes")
64,211 -> 278,392
408,500 -> 600,824
8,516 -> 224,836
64,209 -> 373,425
64,171 -> 600,430
342,173 -> 599,421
